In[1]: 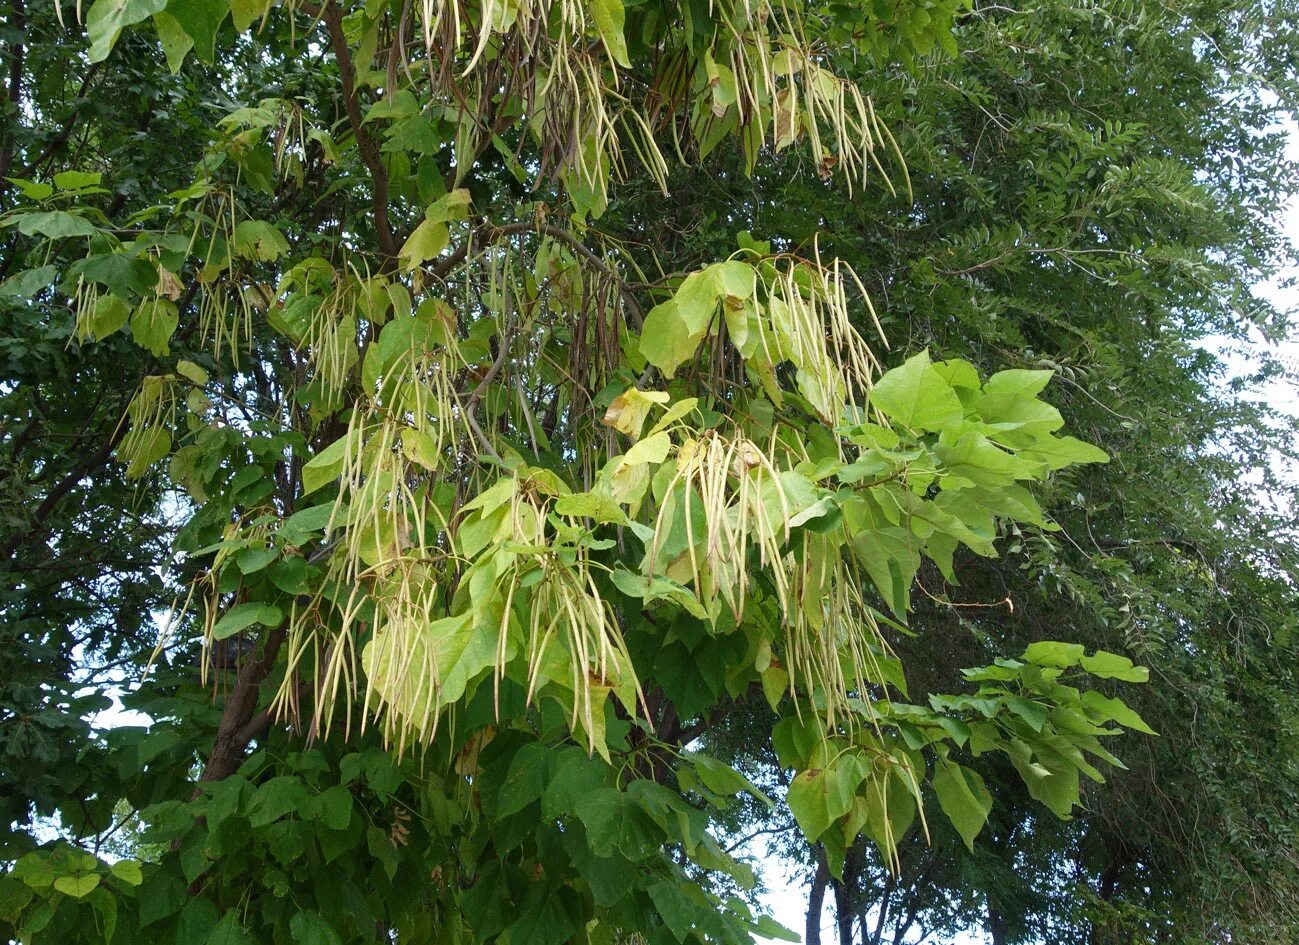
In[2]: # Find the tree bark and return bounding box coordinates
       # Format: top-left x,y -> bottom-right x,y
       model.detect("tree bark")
987,902 -> 1007,945
320,1 -> 399,264
0,0 -> 24,183
807,849 -> 830,945
195,627 -> 286,788
833,844 -> 862,945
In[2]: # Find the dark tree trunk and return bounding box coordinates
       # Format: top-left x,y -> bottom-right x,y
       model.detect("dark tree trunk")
1089,850 -> 1128,945
807,849 -> 830,945
987,902 -> 1008,945
833,844 -> 863,945
195,626 -> 287,788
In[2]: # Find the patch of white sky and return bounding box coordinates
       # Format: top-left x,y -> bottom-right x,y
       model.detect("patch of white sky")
1206,114 -> 1299,425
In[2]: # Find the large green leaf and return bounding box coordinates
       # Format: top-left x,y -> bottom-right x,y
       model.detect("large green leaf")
76,253 -> 158,298
51,874 -> 99,898
289,910 -> 343,945
575,788 -> 661,859
504,886 -> 579,945
209,911 -> 259,945
542,748 -> 611,819
84,0 -> 168,62
786,759 -> 860,842
1081,692 -> 1157,735
232,220 -> 289,262
1023,641 -> 1085,668
7,210 -> 97,239
166,0 -> 230,62
1021,435 -> 1110,469
108,861 -> 143,886
0,265 -> 58,300
640,301 -> 703,378
1080,650 -> 1149,682
494,742 -> 551,817
590,0 -> 630,66
933,760 -> 993,851
870,350 -> 964,432
301,432 -> 355,496
130,299 -> 178,356
211,602 -> 284,640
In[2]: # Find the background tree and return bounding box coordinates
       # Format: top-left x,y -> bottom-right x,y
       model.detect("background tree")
688,2 -> 1299,943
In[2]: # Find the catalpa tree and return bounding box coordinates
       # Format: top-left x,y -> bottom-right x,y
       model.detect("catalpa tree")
0,0 -> 1154,941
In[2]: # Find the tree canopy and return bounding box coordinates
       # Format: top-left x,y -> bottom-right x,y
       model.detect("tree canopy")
1,0 -> 1297,944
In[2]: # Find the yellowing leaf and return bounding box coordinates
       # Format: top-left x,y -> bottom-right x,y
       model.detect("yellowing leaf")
603,387 -> 669,438
623,431 -> 672,466
152,11 -> 194,72
400,218 -> 449,270
425,188 -> 472,225
640,301 -> 703,378
230,0 -> 271,31
401,428 -> 441,470
109,861 -> 144,886
646,397 -> 699,437
674,268 -> 723,334
175,360 -> 208,385
233,220 -> 289,262
53,874 -> 101,898
714,260 -> 755,300
120,425 -> 171,479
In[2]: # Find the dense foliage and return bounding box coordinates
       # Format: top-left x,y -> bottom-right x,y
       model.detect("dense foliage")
1,0 -> 1296,944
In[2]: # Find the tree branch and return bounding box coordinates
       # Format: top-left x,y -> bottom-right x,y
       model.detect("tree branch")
430,220 -> 645,326
0,0 -> 25,183
321,1 -> 399,264
724,823 -> 793,854
0,408 -> 129,561
196,626 -> 288,787
6,62 -> 104,187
